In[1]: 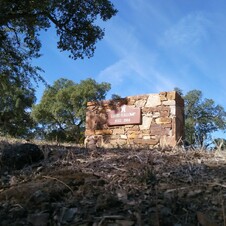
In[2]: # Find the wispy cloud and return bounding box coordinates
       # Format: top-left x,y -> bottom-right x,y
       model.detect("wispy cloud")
97,1 -> 226,110
98,6 -> 177,95
161,12 -> 210,48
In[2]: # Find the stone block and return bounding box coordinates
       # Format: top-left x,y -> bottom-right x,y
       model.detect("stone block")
150,124 -> 170,136
139,116 -> 152,130
85,130 -> 95,136
160,109 -> 170,117
162,100 -> 176,106
162,123 -> 172,128
170,106 -> 176,115
113,129 -> 125,135
87,101 -> 96,106
143,135 -> 151,140
128,131 -> 140,139
160,135 -> 176,147
127,98 -> 136,105
159,92 -> 167,101
152,112 -> 160,118
142,107 -> 154,113
155,118 -> 172,125
120,135 -> 127,139
146,94 -> 161,107
95,130 -> 112,135
127,126 -> 140,131
133,139 -> 159,145
167,91 -> 176,100
135,99 -> 147,107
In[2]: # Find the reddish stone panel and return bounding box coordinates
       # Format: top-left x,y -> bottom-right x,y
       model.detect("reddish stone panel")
150,124 -> 170,136
160,109 -> 170,117
162,123 -> 172,128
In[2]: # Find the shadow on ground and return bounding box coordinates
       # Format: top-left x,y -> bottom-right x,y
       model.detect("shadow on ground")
0,142 -> 226,226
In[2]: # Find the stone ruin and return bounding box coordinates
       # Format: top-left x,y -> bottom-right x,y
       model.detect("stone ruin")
85,91 -> 184,149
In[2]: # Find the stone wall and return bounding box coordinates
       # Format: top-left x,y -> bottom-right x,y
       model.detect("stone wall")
85,91 -> 184,148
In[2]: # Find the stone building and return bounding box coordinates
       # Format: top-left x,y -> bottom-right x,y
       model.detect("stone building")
85,91 -> 184,148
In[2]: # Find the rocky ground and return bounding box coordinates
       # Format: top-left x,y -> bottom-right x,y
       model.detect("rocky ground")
1,140 -> 226,226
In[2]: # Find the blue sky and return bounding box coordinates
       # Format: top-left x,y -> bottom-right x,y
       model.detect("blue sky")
34,0 -> 226,139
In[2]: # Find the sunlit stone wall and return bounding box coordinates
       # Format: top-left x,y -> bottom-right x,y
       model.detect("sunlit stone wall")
85,91 -> 184,148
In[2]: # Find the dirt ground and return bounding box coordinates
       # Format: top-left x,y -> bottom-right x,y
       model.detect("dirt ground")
1,141 -> 226,226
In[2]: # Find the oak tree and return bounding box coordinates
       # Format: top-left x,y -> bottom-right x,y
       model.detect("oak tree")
32,78 -> 111,142
183,90 -> 226,147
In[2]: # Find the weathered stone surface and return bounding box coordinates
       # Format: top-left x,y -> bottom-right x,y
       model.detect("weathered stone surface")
120,135 -> 127,139
142,107 -> 154,113
128,131 -> 140,139
95,130 -> 112,135
160,135 -> 176,147
85,91 -> 184,148
113,129 -> 125,135
146,94 -> 161,107
127,126 -> 140,131
150,124 -> 171,136
170,106 -> 176,115
87,101 -> 96,106
85,130 -> 95,136
162,100 -> 176,106
159,92 -> 168,101
139,116 -> 152,130
133,139 -> 159,145
167,91 -> 176,100
153,112 -> 160,118
155,118 -> 172,125
160,110 -> 170,117
143,135 -> 151,140
135,99 -> 146,107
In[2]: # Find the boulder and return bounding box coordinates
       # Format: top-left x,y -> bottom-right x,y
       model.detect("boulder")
1,143 -> 44,170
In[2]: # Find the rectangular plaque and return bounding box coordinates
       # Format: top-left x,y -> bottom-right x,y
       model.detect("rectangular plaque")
107,105 -> 141,126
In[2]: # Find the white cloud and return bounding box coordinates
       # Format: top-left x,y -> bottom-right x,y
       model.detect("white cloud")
97,10 -> 180,96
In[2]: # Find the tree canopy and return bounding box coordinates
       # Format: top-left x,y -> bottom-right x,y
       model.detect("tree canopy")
32,78 -> 111,142
0,0 -> 117,86
0,0 -> 116,139
0,74 -> 36,137
183,90 -> 226,147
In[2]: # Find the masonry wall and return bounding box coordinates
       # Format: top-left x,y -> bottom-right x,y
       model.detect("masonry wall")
85,91 -> 184,148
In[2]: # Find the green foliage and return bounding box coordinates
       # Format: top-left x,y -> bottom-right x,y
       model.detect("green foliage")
0,74 -> 36,138
0,0 -> 117,84
0,0 -> 116,139
183,90 -> 226,147
32,78 -> 111,142
174,87 -> 183,96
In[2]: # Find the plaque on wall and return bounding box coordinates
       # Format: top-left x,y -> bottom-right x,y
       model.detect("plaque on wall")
107,105 -> 141,126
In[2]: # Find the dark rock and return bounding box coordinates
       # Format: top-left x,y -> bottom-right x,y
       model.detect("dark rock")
27,212 -> 49,226
1,143 -> 44,170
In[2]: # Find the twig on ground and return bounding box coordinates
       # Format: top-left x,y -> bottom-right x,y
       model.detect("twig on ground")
42,175 -> 74,194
